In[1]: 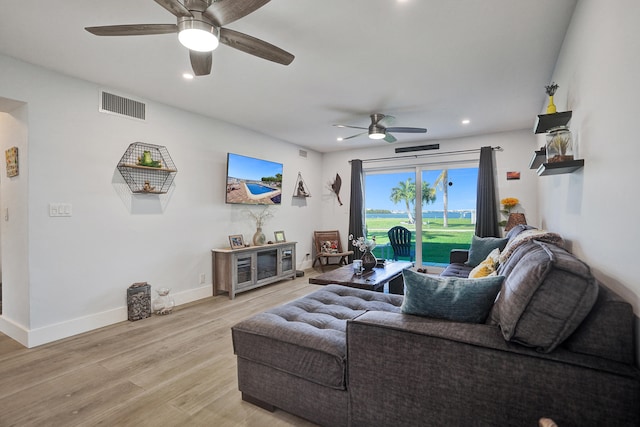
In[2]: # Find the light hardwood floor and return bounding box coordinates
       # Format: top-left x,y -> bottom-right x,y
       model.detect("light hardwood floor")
0,270 -> 327,426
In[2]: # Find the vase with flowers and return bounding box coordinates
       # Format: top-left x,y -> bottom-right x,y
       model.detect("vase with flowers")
349,234 -> 377,271
246,206 -> 273,246
545,82 -> 559,114
499,197 -> 527,232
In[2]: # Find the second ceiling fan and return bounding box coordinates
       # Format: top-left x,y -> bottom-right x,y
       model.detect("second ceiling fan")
334,113 -> 427,143
85,0 -> 294,76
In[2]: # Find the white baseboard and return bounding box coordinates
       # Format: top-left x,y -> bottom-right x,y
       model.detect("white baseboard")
0,315 -> 29,347
0,284 -> 214,348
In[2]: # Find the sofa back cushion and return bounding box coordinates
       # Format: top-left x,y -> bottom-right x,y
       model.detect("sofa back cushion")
490,241 -> 599,353
562,284 -> 636,364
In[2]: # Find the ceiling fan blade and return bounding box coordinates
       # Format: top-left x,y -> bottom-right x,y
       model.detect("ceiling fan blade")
219,28 -> 294,65
386,126 -> 427,134
204,0 -> 270,27
384,133 -> 398,143
153,0 -> 194,18
189,50 -> 212,76
85,24 -> 178,36
341,132 -> 367,141
377,114 -> 395,127
333,124 -> 367,130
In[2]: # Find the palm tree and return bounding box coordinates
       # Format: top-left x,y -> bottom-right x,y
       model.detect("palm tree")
421,181 -> 437,208
434,169 -> 449,227
390,178 -> 437,224
390,178 -> 416,224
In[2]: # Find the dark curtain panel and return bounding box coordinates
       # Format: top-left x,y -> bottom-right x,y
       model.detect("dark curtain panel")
475,146 -> 499,237
348,159 -> 365,261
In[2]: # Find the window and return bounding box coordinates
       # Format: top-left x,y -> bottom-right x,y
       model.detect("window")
365,166 -> 478,266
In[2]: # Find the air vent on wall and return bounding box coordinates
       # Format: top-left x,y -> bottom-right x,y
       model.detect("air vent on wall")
99,90 -> 146,121
395,144 -> 440,153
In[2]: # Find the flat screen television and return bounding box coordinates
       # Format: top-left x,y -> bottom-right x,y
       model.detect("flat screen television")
225,153 -> 283,205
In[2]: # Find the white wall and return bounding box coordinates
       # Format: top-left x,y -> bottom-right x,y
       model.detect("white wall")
0,54 -> 323,346
539,0 -> 640,360
539,0 -> 640,310
320,129 -> 540,245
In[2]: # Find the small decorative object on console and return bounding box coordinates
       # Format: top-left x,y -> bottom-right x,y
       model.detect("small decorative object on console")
229,234 -> 245,249
274,230 -> 286,242
246,206 -> 273,246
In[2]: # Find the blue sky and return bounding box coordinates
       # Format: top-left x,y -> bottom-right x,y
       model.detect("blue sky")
227,153 -> 283,181
365,168 -> 478,211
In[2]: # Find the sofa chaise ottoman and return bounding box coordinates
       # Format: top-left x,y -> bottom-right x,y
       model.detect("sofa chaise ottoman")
231,285 -> 403,426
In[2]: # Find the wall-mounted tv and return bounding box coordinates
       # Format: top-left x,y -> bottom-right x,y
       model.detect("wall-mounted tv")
225,153 -> 283,205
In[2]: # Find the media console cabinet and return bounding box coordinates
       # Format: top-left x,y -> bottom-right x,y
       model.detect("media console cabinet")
212,241 -> 297,299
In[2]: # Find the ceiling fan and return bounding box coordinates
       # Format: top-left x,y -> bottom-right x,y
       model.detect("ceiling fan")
84,0 -> 294,76
333,113 -> 427,143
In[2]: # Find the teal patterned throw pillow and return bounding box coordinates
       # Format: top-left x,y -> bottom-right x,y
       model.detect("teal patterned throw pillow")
401,269 -> 504,323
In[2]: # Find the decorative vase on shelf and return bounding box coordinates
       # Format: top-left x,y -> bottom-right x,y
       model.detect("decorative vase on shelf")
361,250 -> 377,271
152,288 -> 175,315
546,95 -> 557,114
253,227 -> 266,246
546,126 -> 574,163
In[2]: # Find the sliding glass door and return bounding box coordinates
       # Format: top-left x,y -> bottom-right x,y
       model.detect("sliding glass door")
365,166 -> 478,266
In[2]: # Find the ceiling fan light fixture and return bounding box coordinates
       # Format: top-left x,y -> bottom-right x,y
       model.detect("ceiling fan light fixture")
368,124 -> 386,139
178,18 -> 219,52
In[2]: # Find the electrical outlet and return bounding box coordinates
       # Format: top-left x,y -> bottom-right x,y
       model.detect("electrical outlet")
199,273 -> 206,284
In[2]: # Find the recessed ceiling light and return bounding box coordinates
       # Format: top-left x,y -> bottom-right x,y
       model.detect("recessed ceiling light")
183,73 -> 194,80
462,119 -> 470,125
337,137 -> 344,142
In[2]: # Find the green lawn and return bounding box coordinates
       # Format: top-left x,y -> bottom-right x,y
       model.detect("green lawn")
366,217 -> 474,265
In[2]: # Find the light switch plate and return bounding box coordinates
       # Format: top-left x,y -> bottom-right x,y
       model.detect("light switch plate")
49,203 -> 72,217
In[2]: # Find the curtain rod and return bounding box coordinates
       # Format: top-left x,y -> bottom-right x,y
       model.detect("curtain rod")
351,146 -> 501,164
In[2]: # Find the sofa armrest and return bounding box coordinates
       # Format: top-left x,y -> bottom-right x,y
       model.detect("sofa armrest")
449,249 -> 469,264
347,311 -> 640,426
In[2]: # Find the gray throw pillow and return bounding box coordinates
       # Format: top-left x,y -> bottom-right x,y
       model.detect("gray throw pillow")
466,235 -> 509,267
401,269 -> 504,323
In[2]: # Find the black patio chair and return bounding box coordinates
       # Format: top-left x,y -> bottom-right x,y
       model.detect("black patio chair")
387,226 -> 415,261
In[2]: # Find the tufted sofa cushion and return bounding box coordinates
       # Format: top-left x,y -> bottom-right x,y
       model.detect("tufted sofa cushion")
232,284 -> 403,389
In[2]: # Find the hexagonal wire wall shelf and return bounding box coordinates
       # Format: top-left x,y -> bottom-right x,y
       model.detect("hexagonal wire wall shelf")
117,142 -> 177,194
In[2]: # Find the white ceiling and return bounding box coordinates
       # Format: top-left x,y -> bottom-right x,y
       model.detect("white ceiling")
0,0 -> 577,153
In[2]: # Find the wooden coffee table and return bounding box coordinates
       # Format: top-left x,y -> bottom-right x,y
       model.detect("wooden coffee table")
309,261 -> 413,294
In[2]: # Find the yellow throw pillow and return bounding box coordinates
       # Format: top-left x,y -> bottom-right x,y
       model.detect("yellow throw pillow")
469,248 -> 500,278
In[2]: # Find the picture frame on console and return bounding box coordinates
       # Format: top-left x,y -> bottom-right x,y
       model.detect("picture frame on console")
274,230 -> 286,242
229,234 -> 245,249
